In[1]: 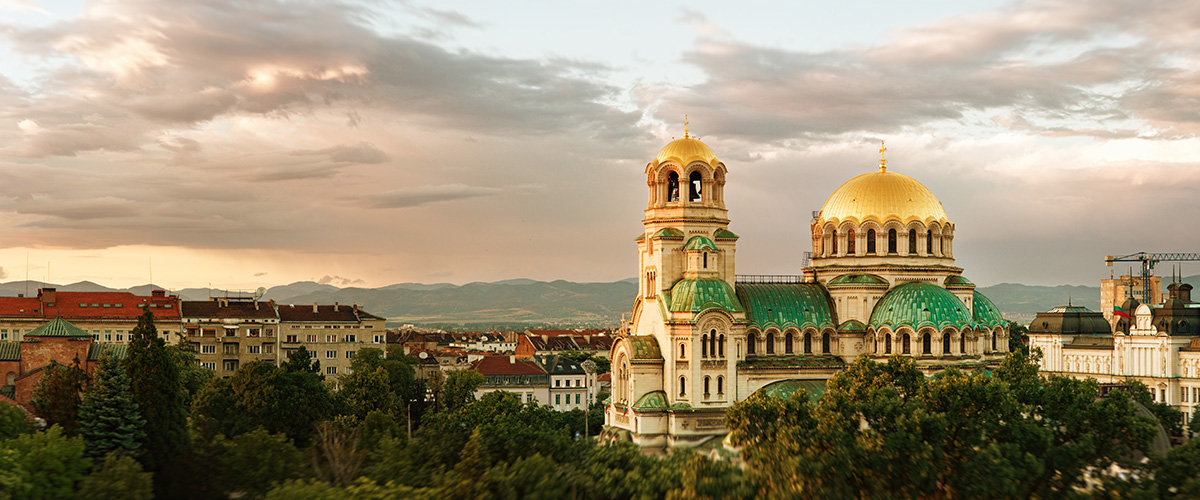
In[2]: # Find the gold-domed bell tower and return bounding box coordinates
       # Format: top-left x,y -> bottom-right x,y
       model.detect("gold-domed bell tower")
633,123 -> 737,335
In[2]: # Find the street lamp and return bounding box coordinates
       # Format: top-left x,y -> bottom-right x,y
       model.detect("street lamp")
581,359 -> 597,439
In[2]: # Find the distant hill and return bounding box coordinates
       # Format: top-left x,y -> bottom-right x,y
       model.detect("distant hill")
5,275 -> 1198,329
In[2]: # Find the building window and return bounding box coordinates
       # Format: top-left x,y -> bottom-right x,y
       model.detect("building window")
822,332 -> 831,354
680,343 -> 686,359
575,394 -> 580,405
526,393 -> 533,403
326,350 -> 336,359
116,333 -> 124,342
555,394 -> 561,405
264,344 -> 274,354
960,332 -> 966,354
927,230 -> 934,254
105,331 -> 112,341
902,333 -> 911,354
846,228 -> 856,255
201,345 -> 216,354
689,171 -> 702,202
701,334 -> 708,358
785,332 -> 794,354
908,229 -> 917,254
885,333 -> 892,354
717,376 -> 724,394
555,380 -> 561,387
668,171 -> 680,202
942,332 -> 951,354
345,334 -> 356,342
247,328 -> 261,337
326,366 -> 337,375
922,333 -> 932,354
201,362 -> 216,370
867,229 -> 877,254
224,344 -> 238,355
719,334 -> 725,357
888,229 -> 897,253
247,345 -> 261,354
326,335 -> 336,343
679,376 -> 686,396
766,332 -> 775,354
373,335 -> 383,343
747,332 -> 757,355
0,330 -> 6,340
223,360 -> 238,372
804,333 -> 812,354
202,328 -> 216,337
345,351 -> 355,359
285,335 -> 297,343
832,230 -> 838,254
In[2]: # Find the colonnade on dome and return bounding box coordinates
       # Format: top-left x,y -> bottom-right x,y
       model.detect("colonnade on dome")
812,219 -> 954,259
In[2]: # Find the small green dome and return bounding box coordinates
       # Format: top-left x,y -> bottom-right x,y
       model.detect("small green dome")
668,401 -> 694,411
653,227 -> 684,238
972,290 -> 1006,328
869,282 -> 974,331
827,273 -> 889,287
752,379 -> 827,402
736,283 -> 837,331
944,275 -> 975,287
667,278 -> 743,313
633,390 -> 669,411
838,319 -> 867,332
684,236 -> 719,251
713,228 -> 739,239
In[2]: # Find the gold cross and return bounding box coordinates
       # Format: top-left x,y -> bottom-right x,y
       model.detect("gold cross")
879,141 -> 887,171
684,115 -> 690,139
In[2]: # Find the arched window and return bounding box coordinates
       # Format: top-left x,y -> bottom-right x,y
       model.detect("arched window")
942,332 -> 951,354
702,252 -> 708,268
846,228 -> 856,255
680,343 -> 686,359
927,230 -> 933,254
717,376 -> 724,394
701,334 -> 708,358
885,333 -> 892,354
902,333 -> 911,354
766,332 -> 776,354
908,229 -> 918,255
710,329 -> 718,357
689,171 -> 702,202
804,333 -> 812,354
668,172 -> 680,202
718,334 -> 725,357
704,376 -> 710,396
747,332 -> 757,355
785,332 -> 794,354
922,333 -> 932,354
888,229 -> 897,253
992,332 -> 997,351
960,332 -> 966,354
680,376 -> 686,396
832,230 -> 838,254
822,332 -> 831,354
867,228 -> 877,254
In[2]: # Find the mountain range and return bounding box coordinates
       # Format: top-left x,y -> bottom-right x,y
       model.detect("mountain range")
3,276 -> 1197,329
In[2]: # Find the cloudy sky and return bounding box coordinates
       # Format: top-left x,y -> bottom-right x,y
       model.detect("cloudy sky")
0,0 -> 1198,291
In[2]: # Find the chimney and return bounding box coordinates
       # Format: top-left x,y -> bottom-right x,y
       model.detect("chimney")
509,355 -> 515,364
313,302 -> 319,314
254,300 -> 260,310
1181,284 -> 1193,303
152,290 -> 166,298
1168,282 -> 1180,300
541,334 -> 548,343
39,288 -> 56,305
334,302 -> 339,312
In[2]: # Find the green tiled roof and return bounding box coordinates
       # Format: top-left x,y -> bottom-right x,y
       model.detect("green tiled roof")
944,275 -> 975,287
668,401 -> 694,411
738,355 -> 846,370
87,344 -> 128,362
652,227 -> 684,239
838,319 -> 867,332
827,273 -> 889,287
713,228 -> 739,239
753,379 -> 828,402
736,283 -> 837,331
635,234 -> 645,241
684,236 -> 719,251
0,385 -> 13,399
972,290 -> 1006,328
666,278 -> 743,313
629,336 -> 663,361
0,342 -> 19,361
26,317 -> 90,338
869,282 -> 974,331
633,390 -> 669,411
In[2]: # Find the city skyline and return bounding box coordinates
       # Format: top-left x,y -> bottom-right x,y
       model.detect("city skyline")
2,0 -> 1200,290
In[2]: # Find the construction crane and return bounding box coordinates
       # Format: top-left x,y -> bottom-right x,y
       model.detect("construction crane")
1104,252 -> 1200,304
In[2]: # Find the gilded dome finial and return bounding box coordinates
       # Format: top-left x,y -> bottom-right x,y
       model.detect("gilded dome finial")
684,115 -> 690,139
879,141 -> 887,172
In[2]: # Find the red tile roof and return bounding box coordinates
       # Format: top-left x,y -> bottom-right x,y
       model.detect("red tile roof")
276,303 -> 383,322
182,300 -> 278,319
0,290 -> 180,320
471,355 -> 546,376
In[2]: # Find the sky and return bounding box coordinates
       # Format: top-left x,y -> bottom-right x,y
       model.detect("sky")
1,0 -> 1199,291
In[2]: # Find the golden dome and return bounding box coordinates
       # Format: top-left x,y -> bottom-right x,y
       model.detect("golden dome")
654,136 -> 719,166
818,169 -> 949,225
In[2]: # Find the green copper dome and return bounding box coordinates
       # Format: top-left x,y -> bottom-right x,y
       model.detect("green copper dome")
838,319 -> 867,332
827,273 -> 889,287
752,379 -> 827,402
652,228 -> 684,239
972,290 -> 1006,328
869,282 -> 974,331
666,278 -> 743,314
632,390 -> 669,411
684,235 -> 719,251
736,283 -> 837,331
26,317 -> 90,338
713,228 -> 739,239
944,275 -> 975,288
628,336 -> 663,361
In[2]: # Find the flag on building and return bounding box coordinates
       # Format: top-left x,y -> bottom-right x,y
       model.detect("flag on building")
1114,305 -> 1131,319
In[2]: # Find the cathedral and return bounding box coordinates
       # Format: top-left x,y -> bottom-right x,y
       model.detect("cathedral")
604,131 -> 1011,452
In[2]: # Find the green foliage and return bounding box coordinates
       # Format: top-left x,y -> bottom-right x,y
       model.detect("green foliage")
559,350 -> 611,374
726,354 -> 1158,499
0,447 -> 25,500
124,307 -> 191,498
1007,320 -> 1029,354
211,428 -> 308,499
442,369 -> 485,412
77,354 -> 146,459
76,453 -> 153,500
192,360 -> 337,446
1191,411 -> 1200,436
282,347 -> 321,374
0,404 -> 33,440
1120,378 -> 1185,435
265,477 -> 441,500
340,347 -> 426,428
3,425 -> 90,500
31,358 -> 87,434
166,338 -> 214,408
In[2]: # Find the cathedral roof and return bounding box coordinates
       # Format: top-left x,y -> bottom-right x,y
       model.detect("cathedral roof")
817,169 -> 949,226
827,273 -> 889,287
653,136 -> 719,167
684,236 -> 719,251
25,317 -> 90,338
666,278 -> 743,314
627,335 -> 663,362
972,290 -> 1007,329
736,283 -> 837,332
868,282 -> 974,331
632,390 -> 669,411
1028,304 -> 1111,336
752,379 -> 827,402
944,275 -> 975,288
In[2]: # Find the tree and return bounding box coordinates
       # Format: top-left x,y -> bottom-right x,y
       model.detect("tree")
282,346 -> 321,374
3,425 -> 90,500
311,420 -> 365,487
123,307 -> 190,498
192,360 -> 337,446
165,338 -> 214,408
0,403 -> 33,440
442,369 -> 484,412
213,428 -> 307,500
77,353 -> 146,459
1007,321 -> 1029,355
560,350 -> 611,374
30,358 -> 87,434
76,454 -> 153,500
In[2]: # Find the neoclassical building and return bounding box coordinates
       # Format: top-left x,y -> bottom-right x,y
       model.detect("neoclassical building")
605,134 -> 1011,452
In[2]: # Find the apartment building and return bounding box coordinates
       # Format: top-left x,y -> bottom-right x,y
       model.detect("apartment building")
277,303 -> 386,377
0,288 -> 180,344
181,298 -> 280,375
